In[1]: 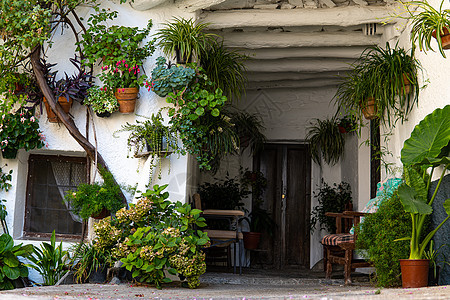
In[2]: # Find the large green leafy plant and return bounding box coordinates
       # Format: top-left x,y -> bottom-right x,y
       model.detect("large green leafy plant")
397,105 -> 450,259
93,185 -> 209,289
0,234 -> 33,290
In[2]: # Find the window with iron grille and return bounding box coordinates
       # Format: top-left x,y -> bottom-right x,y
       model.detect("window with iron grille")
24,155 -> 87,239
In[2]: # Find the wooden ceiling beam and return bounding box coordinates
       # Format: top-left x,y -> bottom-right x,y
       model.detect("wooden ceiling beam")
200,6 -> 398,29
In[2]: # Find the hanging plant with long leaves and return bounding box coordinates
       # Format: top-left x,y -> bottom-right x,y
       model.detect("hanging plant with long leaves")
306,118 -> 345,166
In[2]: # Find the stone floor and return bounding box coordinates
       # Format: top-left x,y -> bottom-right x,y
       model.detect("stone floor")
0,268 -> 448,300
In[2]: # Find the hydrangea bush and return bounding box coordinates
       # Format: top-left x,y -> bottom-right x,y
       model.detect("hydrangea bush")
93,184 -> 209,288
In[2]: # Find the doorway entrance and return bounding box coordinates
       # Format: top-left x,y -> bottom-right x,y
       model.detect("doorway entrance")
253,143 -> 311,269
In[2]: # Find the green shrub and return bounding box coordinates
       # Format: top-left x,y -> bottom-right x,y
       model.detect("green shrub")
93,184 -> 209,289
0,234 -> 33,290
356,191 -> 411,287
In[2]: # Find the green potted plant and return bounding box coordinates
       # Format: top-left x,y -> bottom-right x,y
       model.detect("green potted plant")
156,17 -> 217,64
0,110 -> 45,159
84,86 -> 119,118
78,8 -> 155,113
404,0 -> 450,58
397,105 -> 450,288
64,169 -> 124,220
337,116 -> 357,133
306,118 -> 345,166
334,43 -> 422,126
0,234 -> 33,290
114,112 -> 178,181
70,242 -> 113,284
310,181 -> 353,233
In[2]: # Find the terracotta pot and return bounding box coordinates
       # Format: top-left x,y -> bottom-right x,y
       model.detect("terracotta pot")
91,208 -> 110,220
243,232 -> 261,250
432,27 -> 450,49
360,97 -> 377,120
2,147 -> 18,159
400,259 -> 430,288
338,125 -> 347,134
43,96 -> 73,123
401,73 -> 411,95
115,87 -> 138,114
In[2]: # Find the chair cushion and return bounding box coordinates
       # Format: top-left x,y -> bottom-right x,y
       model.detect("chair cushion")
321,233 -> 354,246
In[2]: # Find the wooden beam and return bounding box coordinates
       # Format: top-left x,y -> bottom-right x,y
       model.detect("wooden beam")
240,47 -> 365,60
200,6 -> 398,29
246,71 -> 349,82
129,0 -> 169,10
246,78 -> 342,90
221,31 -> 380,49
176,0 -> 229,12
245,58 -> 355,73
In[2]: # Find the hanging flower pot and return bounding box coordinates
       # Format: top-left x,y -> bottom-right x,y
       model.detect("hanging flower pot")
360,97 -> 377,120
401,73 -> 411,95
400,259 -> 430,288
43,96 -> 73,123
115,87 -> 138,114
2,147 -> 18,159
432,27 -> 450,50
91,207 -> 110,220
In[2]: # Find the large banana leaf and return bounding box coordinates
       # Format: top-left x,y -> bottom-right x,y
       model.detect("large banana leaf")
398,184 -> 433,215
401,105 -> 450,166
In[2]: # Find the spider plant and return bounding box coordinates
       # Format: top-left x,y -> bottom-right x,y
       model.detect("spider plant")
334,43 -> 423,127
228,110 -> 266,155
405,0 -> 450,58
200,41 -> 249,100
156,17 -> 217,64
306,118 -> 345,166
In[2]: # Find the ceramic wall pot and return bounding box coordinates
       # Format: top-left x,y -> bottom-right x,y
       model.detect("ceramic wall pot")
43,96 -> 73,123
243,232 -> 261,250
360,97 -> 377,120
432,27 -> 450,49
400,259 -> 430,288
115,87 -> 138,114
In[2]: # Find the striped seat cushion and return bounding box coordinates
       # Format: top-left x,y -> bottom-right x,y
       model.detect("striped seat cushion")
321,233 -> 354,246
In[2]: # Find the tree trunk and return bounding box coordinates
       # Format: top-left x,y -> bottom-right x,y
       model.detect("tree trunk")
30,46 -> 127,206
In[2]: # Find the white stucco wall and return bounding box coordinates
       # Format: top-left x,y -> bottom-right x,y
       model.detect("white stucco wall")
0,0 -> 195,284
380,0 -> 450,176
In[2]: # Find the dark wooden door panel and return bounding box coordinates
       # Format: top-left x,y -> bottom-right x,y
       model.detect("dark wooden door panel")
254,143 -> 311,269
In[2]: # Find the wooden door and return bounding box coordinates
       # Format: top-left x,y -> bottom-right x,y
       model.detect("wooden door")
253,144 -> 311,269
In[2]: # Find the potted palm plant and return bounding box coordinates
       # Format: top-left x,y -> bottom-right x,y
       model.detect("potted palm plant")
405,0 -> 450,58
334,44 -> 422,126
397,105 -> 450,288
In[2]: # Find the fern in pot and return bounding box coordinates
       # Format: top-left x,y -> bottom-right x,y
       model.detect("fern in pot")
114,112 -> 179,181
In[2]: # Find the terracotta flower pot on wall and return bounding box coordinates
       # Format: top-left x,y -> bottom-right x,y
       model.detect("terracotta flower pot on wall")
115,87 -> 138,114
360,97 -> 377,120
399,259 -> 430,288
401,73 -> 411,95
43,96 -> 73,123
432,27 -> 450,50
